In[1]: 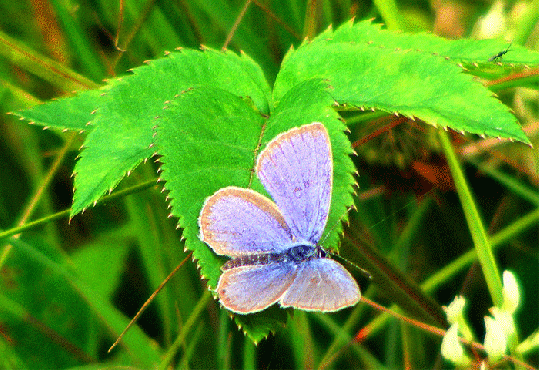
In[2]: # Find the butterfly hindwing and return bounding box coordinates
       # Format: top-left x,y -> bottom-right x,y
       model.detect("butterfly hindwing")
280,258 -> 360,311
217,263 -> 297,313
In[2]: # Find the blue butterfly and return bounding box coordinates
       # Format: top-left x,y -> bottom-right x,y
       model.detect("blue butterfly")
199,122 -> 360,314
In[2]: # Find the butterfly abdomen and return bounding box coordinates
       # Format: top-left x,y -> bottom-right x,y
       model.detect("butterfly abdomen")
223,243 -> 328,270
222,253 -> 285,270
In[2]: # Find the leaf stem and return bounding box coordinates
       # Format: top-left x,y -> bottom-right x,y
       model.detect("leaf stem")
438,130 -> 503,307
0,179 -> 159,242
158,290 -> 212,370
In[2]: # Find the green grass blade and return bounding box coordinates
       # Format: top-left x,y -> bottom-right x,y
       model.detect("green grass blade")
438,130 -> 503,307
0,30 -> 98,91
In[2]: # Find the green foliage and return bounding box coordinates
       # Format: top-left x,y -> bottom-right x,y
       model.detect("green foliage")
72,48 -> 270,216
10,89 -> 105,131
2,1 -> 539,368
0,236 -> 159,368
324,20 -> 539,65
10,16 -> 539,344
13,21 -> 534,221
275,20 -> 530,143
155,79 -> 354,341
156,86 -> 266,287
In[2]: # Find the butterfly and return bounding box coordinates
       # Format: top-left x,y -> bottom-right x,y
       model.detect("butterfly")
198,122 -> 360,314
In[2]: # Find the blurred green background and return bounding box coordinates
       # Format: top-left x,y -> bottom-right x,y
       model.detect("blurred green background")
1,0 -> 539,368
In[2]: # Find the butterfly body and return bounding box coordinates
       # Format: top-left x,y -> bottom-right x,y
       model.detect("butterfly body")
223,243 -> 327,270
199,122 -> 360,314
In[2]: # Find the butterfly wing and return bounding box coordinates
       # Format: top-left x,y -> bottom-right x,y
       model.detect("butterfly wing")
257,122 -> 332,243
217,263 -> 297,314
199,187 -> 295,256
280,258 -> 360,311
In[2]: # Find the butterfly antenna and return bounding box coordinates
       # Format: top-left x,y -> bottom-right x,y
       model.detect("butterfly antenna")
319,204 -> 355,248
331,253 -> 372,279
107,252 -> 192,353
319,186 -> 437,278
318,205 -> 371,278
320,186 -> 437,247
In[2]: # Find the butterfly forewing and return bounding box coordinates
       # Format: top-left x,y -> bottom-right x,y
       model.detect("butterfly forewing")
199,187 -> 294,256
257,123 -> 332,243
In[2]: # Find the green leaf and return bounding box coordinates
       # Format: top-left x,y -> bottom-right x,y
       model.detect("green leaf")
71,232 -> 131,300
2,236 -> 160,367
233,306 -> 289,343
70,47 -> 271,215
0,29 -> 99,92
0,238 -> 97,368
156,87 -> 266,287
11,88 -> 107,131
155,79 -> 355,341
326,20 -> 539,65
274,21 -> 530,144
0,324 -> 29,370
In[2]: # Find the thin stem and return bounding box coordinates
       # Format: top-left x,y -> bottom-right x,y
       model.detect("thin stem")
438,129 -> 503,306
0,179 -> 158,242
158,290 -> 212,370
